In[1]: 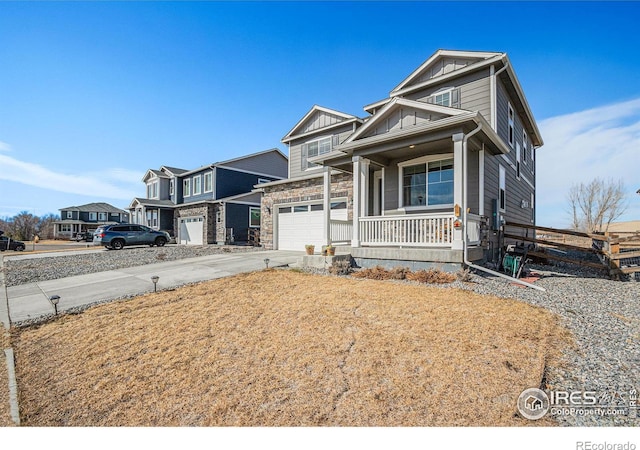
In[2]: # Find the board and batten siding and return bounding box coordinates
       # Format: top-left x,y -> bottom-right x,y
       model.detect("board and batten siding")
413,56 -> 478,84
288,123 -> 355,179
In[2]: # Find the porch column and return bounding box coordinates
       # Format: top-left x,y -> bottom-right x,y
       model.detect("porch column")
351,156 -> 362,247
361,158 -> 370,217
323,166 -> 331,246
452,133 -> 464,250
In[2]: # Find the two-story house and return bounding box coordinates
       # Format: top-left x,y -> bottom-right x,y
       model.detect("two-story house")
258,50 -> 542,269
129,148 -> 288,245
53,202 -> 129,239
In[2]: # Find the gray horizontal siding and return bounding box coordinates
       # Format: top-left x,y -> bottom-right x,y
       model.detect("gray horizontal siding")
223,151 -> 288,178
288,123 -> 355,179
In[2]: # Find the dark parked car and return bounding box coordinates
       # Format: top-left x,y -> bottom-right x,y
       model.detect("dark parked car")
0,236 -> 25,251
72,231 -> 95,242
93,224 -> 170,250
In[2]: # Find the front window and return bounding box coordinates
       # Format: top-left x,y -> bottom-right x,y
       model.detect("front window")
204,172 -> 213,193
98,212 -> 107,221
193,175 -> 202,195
183,179 -> 191,197
401,158 -> 454,207
66,211 -> 73,219
169,179 -> 175,196
89,212 -> 97,221
249,207 -> 260,228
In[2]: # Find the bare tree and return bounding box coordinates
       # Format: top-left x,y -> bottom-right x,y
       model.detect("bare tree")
7,211 -> 40,240
567,178 -> 628,233
37,213 -> 59,239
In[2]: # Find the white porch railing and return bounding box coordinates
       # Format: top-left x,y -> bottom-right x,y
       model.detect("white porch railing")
330,220 -> 352,244
359,214 -> 455,247
466,213 -> 482,246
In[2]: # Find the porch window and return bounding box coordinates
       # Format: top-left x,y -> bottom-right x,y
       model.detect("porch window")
249,207 -> 260,228
401,158 -> 454,207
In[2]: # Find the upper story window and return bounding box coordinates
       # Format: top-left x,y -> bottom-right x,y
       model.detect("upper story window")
169,179 -> 174,196
434,91 -> 451,107
89,212 -> 97,221
183,179 -> 191,197
66,211 -> 73,219
508,102 -> 515,148
400,156 -> 454,208
147,180 -> 158,199
98,212 -> 107,221
204,172 -> 213,193
522,130 -> 528,163
301,136 -> 338,170
516,143 -> 521,180
193,175 -> 202,196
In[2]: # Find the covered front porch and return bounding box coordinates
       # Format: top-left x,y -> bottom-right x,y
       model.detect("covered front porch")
312,109 -> 506,263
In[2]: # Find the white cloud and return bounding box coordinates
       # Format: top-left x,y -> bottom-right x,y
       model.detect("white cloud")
0,152 -> 140,200
537,98 -> 640,227
0,141 -> 12,152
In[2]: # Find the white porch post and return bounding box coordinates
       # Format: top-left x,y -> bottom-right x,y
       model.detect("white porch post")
351,156 -> 361,247
323,166 -> 331,246
452,133 -> 464,250
479,148 -> 485,216
361,158 -> 370,217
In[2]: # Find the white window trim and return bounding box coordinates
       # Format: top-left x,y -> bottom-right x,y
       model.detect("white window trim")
89,212 -> 97,221
183,179 -> 191,197
516,142 -> 521,180
508,102 -> 515,148
169,179 -> 175,196
204,172 -> 213,193
499,164 -> 506,212
66,211 -> 73,219
522,130 -> 528,165
192,174 -> 202,196
397,154 -> 455,211
249,207 -> 261,228
98,212 -> 107,221
303,135 -> 333,171
432,87 -> 454,107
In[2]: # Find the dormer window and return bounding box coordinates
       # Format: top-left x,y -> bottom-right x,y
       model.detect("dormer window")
147,180 -> 158,199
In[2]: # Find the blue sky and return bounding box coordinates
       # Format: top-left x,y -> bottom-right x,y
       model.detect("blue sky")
0,1 -> 638,227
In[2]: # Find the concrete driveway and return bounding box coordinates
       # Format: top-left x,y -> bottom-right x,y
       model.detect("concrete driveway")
2,250 -> 302,324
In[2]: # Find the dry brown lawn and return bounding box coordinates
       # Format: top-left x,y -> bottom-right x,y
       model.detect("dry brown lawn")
13,270 -> 565,426
0,328 -> 15,427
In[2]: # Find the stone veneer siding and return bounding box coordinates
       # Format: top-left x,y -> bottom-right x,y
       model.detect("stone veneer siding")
260,171 -> 353,250
173,203 -> 218,245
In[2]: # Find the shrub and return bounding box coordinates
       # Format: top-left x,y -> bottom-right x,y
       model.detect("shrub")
456,268 -> 473,282
329,259 -> 353,276
406,268 -> 456,284
351,265 -> 393,280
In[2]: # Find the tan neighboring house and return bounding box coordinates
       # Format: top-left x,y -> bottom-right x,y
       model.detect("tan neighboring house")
257,49 -> 543,269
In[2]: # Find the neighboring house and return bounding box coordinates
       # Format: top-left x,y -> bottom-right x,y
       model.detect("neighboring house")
129,148 -> 288,245
258,50 -> 543,269
53,202 -> 129,239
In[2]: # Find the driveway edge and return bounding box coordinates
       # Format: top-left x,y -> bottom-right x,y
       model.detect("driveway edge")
3,348 -> 20,425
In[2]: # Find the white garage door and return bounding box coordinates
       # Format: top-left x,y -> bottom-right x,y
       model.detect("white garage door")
277,201 -> 347,251
179,216 -> 204,245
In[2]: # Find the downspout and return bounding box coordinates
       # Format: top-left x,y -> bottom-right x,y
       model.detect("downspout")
491,59 -> 510,130
462,122 -> 545,292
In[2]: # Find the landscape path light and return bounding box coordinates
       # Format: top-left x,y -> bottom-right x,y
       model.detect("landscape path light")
151,275 -> 159,293
264,258 -> 270,269
49,295 -> 60,315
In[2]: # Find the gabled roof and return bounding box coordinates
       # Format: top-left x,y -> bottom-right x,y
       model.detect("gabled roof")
391,49 -> 503,95
60,202 -> 128,214
142,169 -> 169,182
343,98 -> 469,144
161,166 -> 188,176
281,105 -> 362,143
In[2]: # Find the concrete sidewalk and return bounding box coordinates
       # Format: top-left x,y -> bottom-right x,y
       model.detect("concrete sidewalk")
4,250 -> 302,324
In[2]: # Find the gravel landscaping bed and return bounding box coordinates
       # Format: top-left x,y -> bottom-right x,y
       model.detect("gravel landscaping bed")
307,261 -> 639,426
2,245 -> 261,287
